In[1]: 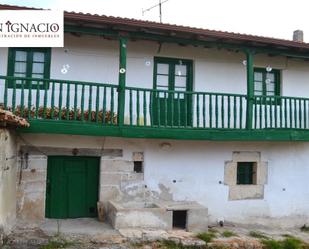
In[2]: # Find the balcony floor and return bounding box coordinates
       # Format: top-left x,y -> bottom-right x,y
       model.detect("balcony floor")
17,119 -> 309,141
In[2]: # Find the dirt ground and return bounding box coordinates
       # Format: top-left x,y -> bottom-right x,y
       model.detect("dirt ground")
1,221 -> 309,249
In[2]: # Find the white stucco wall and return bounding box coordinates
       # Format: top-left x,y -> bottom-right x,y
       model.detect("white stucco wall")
0,33 -> 308,96
19,134 -> 309,228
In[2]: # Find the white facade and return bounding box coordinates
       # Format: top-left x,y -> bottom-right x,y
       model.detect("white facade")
1,33 -> 309,96
18,134 -> 309,227
1,33 -> 309,229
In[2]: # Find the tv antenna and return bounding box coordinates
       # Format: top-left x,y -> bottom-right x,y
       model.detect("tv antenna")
142,0 -> 170,23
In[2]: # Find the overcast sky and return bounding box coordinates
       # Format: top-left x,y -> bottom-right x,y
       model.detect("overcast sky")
2,0 -> 309,42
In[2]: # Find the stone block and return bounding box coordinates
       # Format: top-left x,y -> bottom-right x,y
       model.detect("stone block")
19,171 -> 46,183
132,152 -> 144,161
224,161 -> 236,185
101,160 -> 134,173
229,185 -> 264,200
232,151 -> 261,162
187,208 -> 208,232
100,173 -> 128,186
24,158 -> 47,171
99,186 -> 121,202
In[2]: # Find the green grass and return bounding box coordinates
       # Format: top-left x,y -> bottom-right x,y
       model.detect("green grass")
39,237 -> 74,249
221,230 -> 237,238
261,236 -> 308,249
158,240 -> 205,249
197,231 -> 217,243
248,230 -> 269,239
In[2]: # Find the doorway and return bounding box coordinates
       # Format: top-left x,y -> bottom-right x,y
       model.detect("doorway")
153,57 -> 193,127
45,156 -> 100,219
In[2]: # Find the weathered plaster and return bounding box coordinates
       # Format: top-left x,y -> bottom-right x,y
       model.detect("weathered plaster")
0,129 -> 17,233
16,134 -> 309,228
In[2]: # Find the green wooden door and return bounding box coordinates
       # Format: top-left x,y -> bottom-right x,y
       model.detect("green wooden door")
45,156 -> 100,219
152,57 -> 193,127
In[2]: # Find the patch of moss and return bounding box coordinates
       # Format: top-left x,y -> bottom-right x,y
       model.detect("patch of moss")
197,231 -> 217,243
261,236 -> 308,249
248,230 -> 269,239
221,230 -> 237,238
39,237 -> 74,249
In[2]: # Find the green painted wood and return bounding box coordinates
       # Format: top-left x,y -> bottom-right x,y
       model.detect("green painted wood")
43,81 -> 48,119
12,78 -> 16,113
21,80 -> 25,117
304,100 -> 307,128
246,51 -> 254,129
28,81 -> 32,119
203,94 -> 206,128
129,89 -> 133,125
143,90 -> 147,126
95,86 -> 100,123
3,79 -> 8,109
58,83 -> 63,120
234,96 -> 237,128
66,84 -> 70,120
197,94 -> 200,127
111,87 -> 114,124
51,82 -> 55,119
102,87 -> 106,124
215,95 -> 218,128
88,85 -> 92,122
74,84 -> 78,120
209,94 -> 213,128
45,156 -> 99,219
81,84 -> 85,121
136,90 -> 140,126
64,25 -> 309,60
117,37 -> 127,126
20,120 -> 309,142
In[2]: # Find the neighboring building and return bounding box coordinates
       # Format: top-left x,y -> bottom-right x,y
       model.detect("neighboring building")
1,4 -> 309,233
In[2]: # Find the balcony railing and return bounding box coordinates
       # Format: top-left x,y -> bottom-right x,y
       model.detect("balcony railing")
1,75 -> 309,132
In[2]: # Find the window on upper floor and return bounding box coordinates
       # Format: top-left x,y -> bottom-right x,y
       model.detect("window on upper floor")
7,48 -> 51,88
237,161 -> 257,185
254,68 -> 281,97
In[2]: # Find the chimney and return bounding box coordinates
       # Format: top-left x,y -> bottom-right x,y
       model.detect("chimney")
293,30 -> 304,42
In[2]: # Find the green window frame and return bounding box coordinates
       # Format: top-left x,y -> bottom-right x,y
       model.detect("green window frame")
7,47 -> 51,88
237,162 -> 257,185
254,67 -> 281,98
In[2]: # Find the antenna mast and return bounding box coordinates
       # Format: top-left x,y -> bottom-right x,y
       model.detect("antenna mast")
142,0 -> 169,23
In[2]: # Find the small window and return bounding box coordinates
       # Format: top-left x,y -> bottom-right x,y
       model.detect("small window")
254,68 -> 280,98
7,48 -> 51,88
237,162 -> 257,185
133,161 -> 143,173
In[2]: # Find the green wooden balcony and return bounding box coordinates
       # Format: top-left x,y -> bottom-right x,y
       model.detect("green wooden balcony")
1,75 -> 309,141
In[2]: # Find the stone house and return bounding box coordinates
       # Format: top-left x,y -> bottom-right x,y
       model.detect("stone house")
1,4 -> 309,234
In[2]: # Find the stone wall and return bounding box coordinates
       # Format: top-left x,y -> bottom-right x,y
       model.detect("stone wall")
0,129 -> 18,233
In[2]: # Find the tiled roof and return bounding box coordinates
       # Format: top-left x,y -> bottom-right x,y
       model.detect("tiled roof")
0,4 -> 309,52
0,109 -> 30,128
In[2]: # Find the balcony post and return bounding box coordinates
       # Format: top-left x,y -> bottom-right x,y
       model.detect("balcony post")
117,37 -> 128,126
245,50 -> 254,129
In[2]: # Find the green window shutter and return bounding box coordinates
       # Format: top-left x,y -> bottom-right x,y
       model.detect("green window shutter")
237,162 -> 255,185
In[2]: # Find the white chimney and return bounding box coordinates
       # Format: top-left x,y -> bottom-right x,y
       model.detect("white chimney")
293,30 -> 304,42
